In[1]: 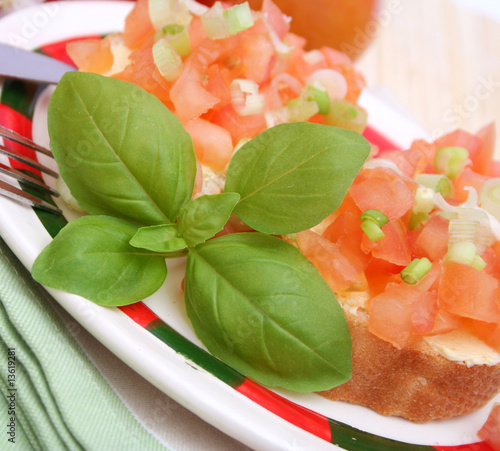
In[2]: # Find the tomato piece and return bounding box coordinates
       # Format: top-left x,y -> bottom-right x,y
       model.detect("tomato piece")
438,260 -> 500,323
453,168 -> 489,202
474,122 -> 496,176
323,208 -> 371,274
368,282 -> 437,349
211,104 -> 267,143
123,0 -> 155,50
350,167 -> 416,220
184,118 -> 233,171
361,219 -> 412,267
433,128 -> 482,166
261,0 -> 290,40
483,247 -> 500,278
364,258 -> 401,296
113,46 -> 174,108
66,37 -> 113,74
412,214 -> 449,262
473,320 -> 500,352
478,403 -> 500,451
379,149 -> 426,178
425,309 -> 463,336
296,230 -> 367,292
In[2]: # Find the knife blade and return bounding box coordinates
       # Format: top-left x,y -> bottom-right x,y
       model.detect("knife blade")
0,42 -> 75,84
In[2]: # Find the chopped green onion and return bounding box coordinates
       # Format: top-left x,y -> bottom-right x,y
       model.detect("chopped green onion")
306,69 -> 347,101
201,1 -> 254,40
303,50 -> 325,65
302,85 -> 330,114
408,211 -> 429,231
415,173 -> 454,198
325,99 -> 368,133
413,186 -> 435,215
479,177 -> 500,221
359,209 -> 388,242
433,146 -> 469,180
154,24 -> 191,57
446,241 -> 478,266
359,209 -> 389,227
148,0 -> 192,30
223,1 -> 254,35
360,219 -> 385,242
286,98 -> 319,121
152,38 -> 183,81
472,254 -> 487,271
401,258 -> 432,284
201,2 -> 230,39
230,78 -> 265,116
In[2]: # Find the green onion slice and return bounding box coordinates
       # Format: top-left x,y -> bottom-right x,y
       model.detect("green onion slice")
325,99 -> 368,133
401,258 -> 432,284
433,146 -> 469,180
415,173 -> 454,198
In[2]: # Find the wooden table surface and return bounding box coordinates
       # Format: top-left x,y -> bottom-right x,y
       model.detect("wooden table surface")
355,0 -> 500,158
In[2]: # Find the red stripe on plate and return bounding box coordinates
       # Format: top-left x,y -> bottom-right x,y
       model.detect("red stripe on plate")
119,303 -> 159,328
236,378 -> 332,443
363,125 -> 400,153
0,104 -> 39,176
433,443 -> 494,451
39,36 -> 101,66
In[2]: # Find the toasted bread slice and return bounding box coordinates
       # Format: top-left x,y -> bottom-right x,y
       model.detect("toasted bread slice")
318,308 -> 500,423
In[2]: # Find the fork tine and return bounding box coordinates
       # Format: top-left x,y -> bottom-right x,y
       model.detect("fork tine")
0,179 -> 62,215
0,143 -> 58,178
0,162 -> 58,197
0,124 -> 52,157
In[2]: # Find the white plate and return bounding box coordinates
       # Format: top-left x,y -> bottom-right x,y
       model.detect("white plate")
0,2 -> 495,449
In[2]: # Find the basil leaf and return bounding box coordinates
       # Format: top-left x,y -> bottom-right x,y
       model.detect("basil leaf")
224,123 -> 370,234
32,216 -> 167,306
184,233 -> 352,392
130,224 -> 187,253
177,193 -> 240,246
48,72 -> 196,226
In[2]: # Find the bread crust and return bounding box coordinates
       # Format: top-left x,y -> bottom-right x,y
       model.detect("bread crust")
318,309 -> 500,423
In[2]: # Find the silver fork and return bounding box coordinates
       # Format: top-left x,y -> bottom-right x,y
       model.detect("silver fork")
0,124 -> 62,215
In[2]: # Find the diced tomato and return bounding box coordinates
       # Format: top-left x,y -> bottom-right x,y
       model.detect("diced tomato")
361,219 -> 412,267
412,214 -> 449,262
364,258 -> 402,297
261,0 -> 290,40
368,282 -> 436,349
425,309 -> 463,336
474,122 -> 496,176
66,37 -> 113,74
473,320 -> 500,352
123,0 -> 155,50
433,128 -> 482,167
184,118 -> 233,171
322,208 -> 371,274
410,290 -> 439,335
204,64 -> 233,108
321,46 -> 352,67
211,104 -> 267,143
483,247 -> 500,278
296,230 -> 367,292
438,260 -> 500,323
112,46 -> 174,108
380,148 -> 425,178
453,168 -> 489,202
478,403 -> 500,451
237,23 -> 275,84
334,65 -> 366,103
350,167 -> 416,220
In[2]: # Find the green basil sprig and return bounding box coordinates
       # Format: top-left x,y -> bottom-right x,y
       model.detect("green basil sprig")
32,72 -> 371,392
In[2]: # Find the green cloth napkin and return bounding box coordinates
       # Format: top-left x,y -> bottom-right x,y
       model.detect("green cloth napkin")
0,237 -> 170,451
